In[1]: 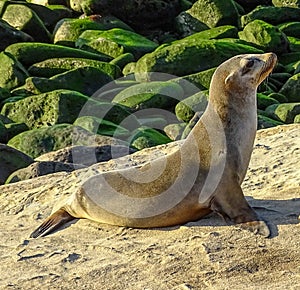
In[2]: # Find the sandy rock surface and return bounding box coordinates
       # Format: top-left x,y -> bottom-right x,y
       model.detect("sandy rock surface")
0,124 -> 299,290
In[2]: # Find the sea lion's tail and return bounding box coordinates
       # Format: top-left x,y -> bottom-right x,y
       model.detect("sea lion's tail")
30,208 -> 75,238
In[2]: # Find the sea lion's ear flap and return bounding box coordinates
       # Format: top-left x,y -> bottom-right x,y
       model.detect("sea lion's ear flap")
225,73 -> 234,85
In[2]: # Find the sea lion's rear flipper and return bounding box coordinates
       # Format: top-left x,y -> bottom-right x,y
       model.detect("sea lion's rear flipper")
30,208 -> 75,238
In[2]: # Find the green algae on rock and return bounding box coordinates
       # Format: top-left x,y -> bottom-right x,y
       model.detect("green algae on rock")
185,0 -> 239,28
76,28 -> 158,59
22,66 -> 114,96
128,127 -> 172,150
7,124 -> 128,159
135,38 -> 261,81
265,103 -> 300,123
74,116 -> 130,139
241,5 -> 300,27
53,16 -> 133,46
0,52 -> 29,90
0,19 -> 33,51
28,57 -> 121,79
278,21 -> 300,38
2,3 -> 51,42
279,73 -> 300,102
5,42 -> 112,67
1,90 -> 89,129
239,20 -> 289,55
112,81 -> 184,111
175,91 -> 208,122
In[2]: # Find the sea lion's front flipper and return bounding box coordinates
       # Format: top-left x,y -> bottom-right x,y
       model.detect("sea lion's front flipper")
211,183 -> 271,238
30,208 -> 75,238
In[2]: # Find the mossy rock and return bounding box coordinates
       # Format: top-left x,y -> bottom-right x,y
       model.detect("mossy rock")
175,11 -> 209,37
5,122 -> 29,141
28,57 -> 121,78
279,73 -> 300,102
287,36 -> 300,52
267,92 -> 288,103
5,42 -> 112,67
7,124 -> 127,159
272,0 -> 300,8
186,0 -> 239,28
241,5 -> 300,27
239,20 -> 289,54
128,127 -> 172,150
134,39 -> 262,81
123,62 -> 136,76
171,67 -> 216,94
0,87 -> 11,101
78,99 -> 140,130
109,53 -> 135,70
1,90 -> 89,129
76,28 -> 158,59
0,19 -> 33,51
278,22 -> 300,38
175,91 -> 208,122
2,3 -> 51,42
0,144 -> 34,184
257,93 -> 280,110
185,25 -> 238,40
74,116 -> 130,139
53,16 -> 133,46
112,81 -> 184,111
265,103 -> 300,123
23,66 -> 114,96
294,114 -> 300,122
0,52 -> 29,90
164,123 -> 186,141
257,114 -> 284,129
279,52 -> 300,65
0,120 -> 8,143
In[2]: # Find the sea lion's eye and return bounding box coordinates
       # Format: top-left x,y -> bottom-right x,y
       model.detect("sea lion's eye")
245,59 -> 254,68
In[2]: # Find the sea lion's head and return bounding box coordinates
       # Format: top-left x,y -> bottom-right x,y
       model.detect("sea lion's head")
210,53 -> 277,98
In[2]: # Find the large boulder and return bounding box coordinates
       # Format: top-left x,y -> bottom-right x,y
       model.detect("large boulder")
1,90 -> 88,129
76,28 -> 159,59
241,5 -> 300,27
112,81 -> 184,111
19,66 -> 114,96
53,16 -> 133,46
0,19 -> 33,51
0,52 -> 28,90
7,124 -> 128,158
68,0 -> 181,31
5,42 -> 112,67
1,3 -> 51,42
134,38 -> 261,81
184,0 -> 239,28
239,20 -> 289,55
279,73 -> 300,102
278,22 -> 300,38
265,103 -> 300,123
272,0 -> 300,8
28,57 -> 121,78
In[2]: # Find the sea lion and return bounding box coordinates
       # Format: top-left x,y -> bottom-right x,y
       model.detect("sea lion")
30,53 -> 277,238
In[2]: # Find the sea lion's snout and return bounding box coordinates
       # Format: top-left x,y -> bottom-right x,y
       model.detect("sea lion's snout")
258,52 -> 277,85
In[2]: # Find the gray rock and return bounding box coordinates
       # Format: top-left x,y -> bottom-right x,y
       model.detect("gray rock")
6,161 -> 86,184
0,144 -> 34,185
36,145 -> 136,166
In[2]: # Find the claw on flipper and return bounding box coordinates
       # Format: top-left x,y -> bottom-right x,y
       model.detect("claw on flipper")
30,208 -> 75,238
